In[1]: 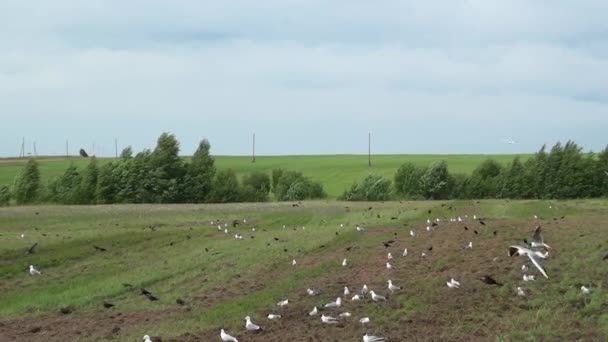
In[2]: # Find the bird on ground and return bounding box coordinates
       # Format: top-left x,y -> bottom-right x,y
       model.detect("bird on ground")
447,278 -> 460,289
410,230 -> 416,237
521,264 -> 528,272
339,312 -> 352,318
220,329 -> 238,342
359,317 -> 370,324
29,265 -> 41,276
479,275 -> 503,286
245,316 -> 261,332
386,262 -> 395,270
387,252 -> 393,260
27,243 -> 38,254
277,299 -> 289,307
402,248 -> 408,257
581,286 -> 591,294
370,291 -> 386,301
342,258 -> 348,267
508,246 -> 549,278
309,306 -> 318,316
307,288 -> 319,296
357,226 -> 364,232
324,297 -> 342,308
388,280 -> 401,292
176,298 -> 186,305
530,226 -> 551,249
361,284 -> 369,296
363,333 -> 386,342
292,259 -> 297,266
103,301 -> 115,309
517,287 -> 526,297
143,335 -> 153,342
352,294 -> 361,301
321,314 -> 339,324
523,274 -> 535,282
344,287 -> 350,296
465,241 -> 473,250
267,314 -> 281,320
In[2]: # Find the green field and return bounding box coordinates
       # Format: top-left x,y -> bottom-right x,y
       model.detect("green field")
0,154 -> 527,198
0,200 -> 606,341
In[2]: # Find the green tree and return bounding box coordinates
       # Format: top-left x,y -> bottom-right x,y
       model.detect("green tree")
149,133 -> 187,203
419,161 -> 450,200
340,175 -> 392,201
466,159 -> 503,198
499,157 -> 525,198
48,164 -> 81,204
597,146 -> 608,196
273,170 -> 325,201
120,146 -> 133,159
208,169 -> 241,203
271,168 -> 285,194
96,162 -> 118,204
13,158 -> 41,204
185,139 -> 216,202
241,171 -> 271,202
394,162 -> 424,198
0,185 -> 10,206
78,157 -> 99,204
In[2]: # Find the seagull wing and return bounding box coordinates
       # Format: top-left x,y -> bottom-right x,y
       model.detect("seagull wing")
528,254 -> 549,279
532,226 -> 544,244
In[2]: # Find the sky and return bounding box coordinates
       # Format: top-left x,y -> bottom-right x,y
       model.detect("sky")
1,1 -> 607,157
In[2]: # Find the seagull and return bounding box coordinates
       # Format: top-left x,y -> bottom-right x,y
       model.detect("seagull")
143,335 -> 154,342
361,284 -> 369,296
344,287 -> 350,296
581,286 -> 591,294
292,259 -> 297,266
386,262 -> 395,270
426,219 -> 431,224
530,226 -> 551,249
340,223 -> 344,228
321,314 -> 339,324
605,171 -> 608,176
387,252 -> 393,260
20,233 -> 25,238
342,258 -> 348,267
359,317 -> 371,324
388,280 -> 401,292
426,225 -> 432,232
245,316 -> 261,332
309,306 -> 318,316
410,230 -> 416,237
523,274 -> 535,282
447,278 -> 460,289
402,248 -> 408,257
339,312 -> 352,318
224,228 -> 228,234
508,246 -> 549,278
324,297 -> 342,308
277,299 -> 289,307
29,265 -> 41,276
267,314 -> 281,320
351,294 -> 361,301
363,333 -> 386,342
356,226 -> 364,232
521,264 -> 528,272
370,291 -> 386,301
517,287 -> 526,297
307,288 -> 319,296
465,241 -> 473,250
220,329 -> 238,342
501,138 -> 517,145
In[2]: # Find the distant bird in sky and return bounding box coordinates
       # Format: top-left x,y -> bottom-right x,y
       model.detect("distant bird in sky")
363,333 -> 386,342
220,329 -> 238,342
501,138 -> 517,145
245,316 -> 261,332
29,265 -> 41,276
321,314 -> 339,324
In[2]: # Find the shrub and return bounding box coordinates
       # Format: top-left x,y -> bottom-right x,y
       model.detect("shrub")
47,164 -> 81,204
78,157 -> 99,204
394,162 -> 425,198
340,175 -> 392,201
207,169 -> 241,203
273,170 -> 325,201
185,139 -> 216,203
419,161 -> 450,200
13,158 -> 41,204
241,171 -> 271,202
0,185 -> 10,206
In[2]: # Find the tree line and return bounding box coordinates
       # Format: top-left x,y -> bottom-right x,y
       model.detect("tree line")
2,137 -> 606,206
1,133 -> 325,205
341,141 -> 608,201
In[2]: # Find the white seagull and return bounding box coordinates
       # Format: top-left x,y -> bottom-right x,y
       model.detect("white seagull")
220,329 -> 238,342
517,287 -> 526,297
309,306 -> 318,316
344,287 -> 350,296
307,288 -> 319,296
29,265 -> 41,276
321,314 -> 338,324
363,333 -> 386,342
351,294 -> 361,301
523,274 -> 535,282
339,312 -> 352,318
521,264 -> 528,272
324,297 -> 342,308
361,284 -> 369,296
143,335 -> 153,342
447,278 -> 460,289
508,246 -> 549,279
530,226 -> 551,249
387,252 -> 393,260
277,299 -> 289,307
402,248 -> 408,257
388,280 -> 401,292
245,316 -> 261,332
267,314 -> 281,320
359,317 -> 371,324
357,226 -> 364,232
410,230 -> 416,237
386,262 -> 395,270
370,290 -> 386,301
465,241 -> 473,250
342,258 -> 348,267
292,259 -> 297,266
581,286 -> 591,294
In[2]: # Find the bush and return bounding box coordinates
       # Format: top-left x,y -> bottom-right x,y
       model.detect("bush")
241,171 -> 271,202
185,139 -> 216,203
78,157 -> 99,204
271,168 -> 285,194
207,169 -> 241,203
47,164 -> 81,204
419,161 -> 450,200
0,185 -> 10,206
394,162 -> 425,198
340,175 -> 392,201
273,170 -> 325,201
13,158 -> 41,204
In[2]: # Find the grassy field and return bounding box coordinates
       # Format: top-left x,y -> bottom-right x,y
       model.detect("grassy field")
0,200 -> 606,341
0,154 -> 527,198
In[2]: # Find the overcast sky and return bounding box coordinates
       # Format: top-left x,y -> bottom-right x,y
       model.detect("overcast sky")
1,1 -> 607,157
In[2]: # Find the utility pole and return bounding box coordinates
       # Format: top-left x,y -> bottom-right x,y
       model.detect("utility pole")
115,138 -> 118,158
368,132 -> 371,167
252,133 -> 256,163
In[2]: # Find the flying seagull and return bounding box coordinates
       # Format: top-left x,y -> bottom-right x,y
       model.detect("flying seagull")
321,314 -> 339,324
245,316 -> 261,332
363,333 -> 386,342
530,226 -> 551,249
220,329 -> 238,342
508,246 -> 549,279
388,280 -> 401,293
29,265 -> 41,276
